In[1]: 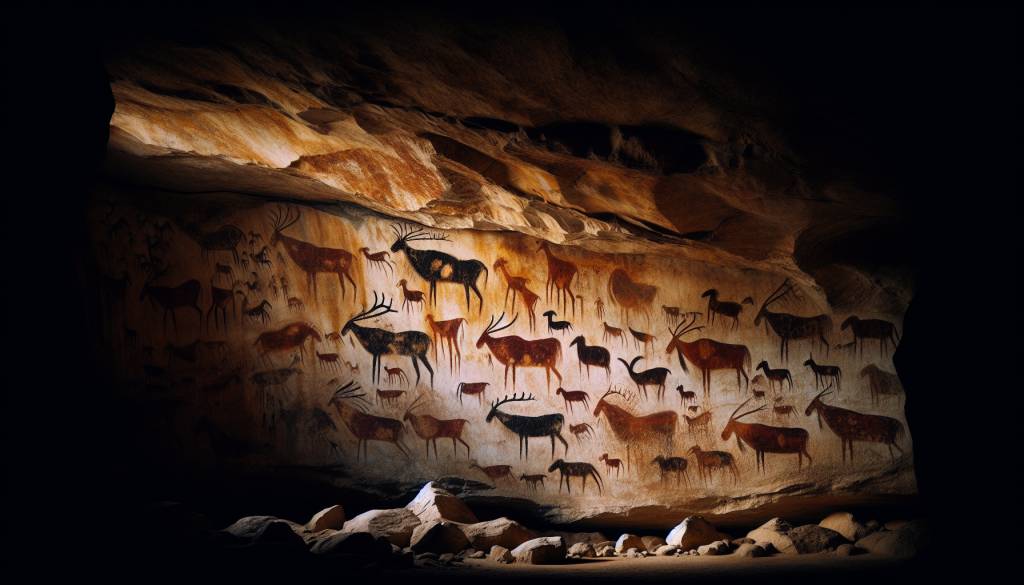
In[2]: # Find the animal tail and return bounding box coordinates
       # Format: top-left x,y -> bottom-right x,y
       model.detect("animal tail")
592,467 -> 604,491
743,348 -> 752,371
481,262 -> 489,287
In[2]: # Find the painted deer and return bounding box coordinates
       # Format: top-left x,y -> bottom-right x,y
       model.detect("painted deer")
548,460 -> 603,494
701,289 -> 754,330
520,474 -> 547,491
755,360 -> 794,392
607,268 -> 657,326
592,388 -> 677,471
426,315 -> 466,372
456,382 -> 489,406
253,322 -> 321,365
755,279 -> 833,362
841,316 -> 901,358
397,279 -> 425,313
359,247 -> 394,276
485,394 -> 568,459
569,423 -> 595,444
237,293 -> 272,325
805,385 -> 905,462
390,224 -> 488,313
860,364 -> 903,405
595,298 -> 605,320
476,313 -> 562,392
268,206 -> 357,302
687,446 -> 739,485
651,455 -> 690,485
602,321 -> 626,347
568,336 -> 611,380
341,293 -> 434,388
537,241 -> 578,315
722,397 -> 812,472
327,381 -> 409,460
619,356 -> 671,402
493,258 -> 540,332
666,314 -> 751,397
403,394 -> 471,459
804,355 -> 842,390
384,366 -> 409,387
598,453 -> 623,478
555,388 -> 591,414
139,279 -> 203,334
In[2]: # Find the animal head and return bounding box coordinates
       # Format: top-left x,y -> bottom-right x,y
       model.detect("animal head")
599,453 -> 608,461
341,292 -> 397,335
650,456 -> 665,465
686,446 -> 700,455
701,289 -> 717,299
390,223 -> 448,253
755,279 -> 795,326
841,316 -> 859,330
569,335 -> 584,348
359,247 -> 369,253
803,355 -> 815,367
593,387 -> 630,417
403,393 -> 427,423
477,313 -> 517,348
542,310 -> 555,317
486,393 -> 534,422
757,360 -> 769,371
555,387 -> 565,396
547,459 -> 564,472
267,205 -> 300,246
493,258 -> 508,270
665,314 -> 704,368
804,383 -> 835,427
721,397 -> 766,450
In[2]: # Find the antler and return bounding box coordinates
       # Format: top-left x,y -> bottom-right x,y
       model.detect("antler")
392,223 -> 449,243
599,386 -> 629,402
350,291 -> 397,322
404,392 -> 427,417
760,278 -> 796,311
669,312 -> 704,339
490,393 -> 535,410
483,312 -> 518,336
330,381 -> 365,402
268,205 -> 300,233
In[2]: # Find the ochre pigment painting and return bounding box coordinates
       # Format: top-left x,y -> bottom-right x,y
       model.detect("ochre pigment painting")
90,193 -> 913,523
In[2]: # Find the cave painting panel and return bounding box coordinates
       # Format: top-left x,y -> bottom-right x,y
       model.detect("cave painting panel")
88,195 -> 915,516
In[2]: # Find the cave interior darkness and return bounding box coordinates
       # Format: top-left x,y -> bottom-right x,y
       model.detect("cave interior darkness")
5,1 -> 1017,583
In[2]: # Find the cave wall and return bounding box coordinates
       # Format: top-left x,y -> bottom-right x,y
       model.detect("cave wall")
89,184 -> 913,525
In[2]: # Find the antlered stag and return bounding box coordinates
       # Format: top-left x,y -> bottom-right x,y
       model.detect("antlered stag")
476,313 -> 562,392
390,224 -> 488,313
485,394 -> 568,459
722,398 -> 812,472
666,314 -> 751,397
268,206 -> 357,302
341,293 -> 434,388
755,279 -> 833,362
403,394 -> 471,459
805,385 -> 905,462
592,389 -> 677,471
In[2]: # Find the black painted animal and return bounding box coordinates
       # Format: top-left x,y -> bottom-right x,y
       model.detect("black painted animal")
755,360 -> 794,392
548,459 -> 603,494
651,455 -> 690,485
485,393 -> 568,459
804,355 -> 842,391
619,356 -> 671,401
701,289 -> 754,330
568,336 -> 611,380
542,310 -> 573,336
389,224 -> 488,314
341,292 -> 434,388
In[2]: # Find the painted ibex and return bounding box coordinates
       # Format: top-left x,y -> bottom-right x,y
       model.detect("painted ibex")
485,393 -> 568,459
619,356 -> 671,402
476,313 -> 562,392
722,397 -> 811,472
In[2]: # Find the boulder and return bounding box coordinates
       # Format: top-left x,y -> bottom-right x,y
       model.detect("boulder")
512,536 -> 567,565
733,542 -> 769,558
221,516 -> 305,552
732,537 -> 755,546
641,535 -> 667,552
406,482 -> 477,525
788,524 -> 848,553
615,533 -> 644,554
747,518 -> 797,555
819,512 -> 868,542
697,540 -> 731,556
469,549 -> 486,559
310,531 -> 391,559
488,545 -> 513,563
856,520 -> 928,558
306,505 -> 346,532
568,542 -> 596,558
340,508 -> 421,547
655,544 -> 679,556
834,543 -> 860,556
410,520 -> 470,554
544,531 -> 610,547
596,544 -> 616,557
462,517 -> 537,550
438,553 -> 456,564
624,547 -> 644,558
666,516 -> 729,551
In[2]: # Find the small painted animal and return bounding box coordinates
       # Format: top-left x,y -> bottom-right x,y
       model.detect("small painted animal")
598,453 -> 623,478
651,455 -> 690,485
569,422 -> 595,444
804,356 -> 842,390
676,385 -> 696,406
520,473 -> 547,491
456,382 -> 489,406
548,459 -> 603,494
555,388 -> 590,414
542,310 -> 573,336
756,360 -> 794,392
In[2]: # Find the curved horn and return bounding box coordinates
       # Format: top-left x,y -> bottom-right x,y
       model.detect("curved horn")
728,397 -> 755,421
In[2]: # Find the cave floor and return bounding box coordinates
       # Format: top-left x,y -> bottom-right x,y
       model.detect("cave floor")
393,554 -> 920,584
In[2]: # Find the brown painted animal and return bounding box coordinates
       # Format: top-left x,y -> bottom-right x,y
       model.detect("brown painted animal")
236,292 -> 272,325
548,459 -> 602,494
602,322 -> 626,347
755,279 -> 833,362
253,322 -> 322,365
139,279 -> 202,334
555,388 -> 590,414
687,446 -> 739,485
359,247 -> 394,276
683,409 -> 713,442
592,388 -> 677,471
607,268 -> 657,326
456,381 -> 489,406
476,313 -> 562,392
662,305 -> 681,324
470,461 -> 515,484
569,422 -> 595,444
772,398 -> 796,423
327,381 -> 409,460
287,296 -> 304,311
701,289 -> 754,330
860,364 -> 903,405
316,351 -> 341,371
722,398 -> 811,472
384,366 -> 409,387
537,241 -> 578,315
397,279 -> 425,313
805,385 -> 905,462
666,314 -> 751,397
598,453 -> 623,478
376,388 -> 407,408
520,473 -> 547,491
628,327 -> 657,355
426,315 -> 466,372
403,394 -> 471,458
268,206 -> 357,302
651,455 -> 690,485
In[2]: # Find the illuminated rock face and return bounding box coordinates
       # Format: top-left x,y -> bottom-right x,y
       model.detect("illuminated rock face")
91,20 -> 916,528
